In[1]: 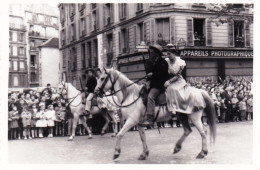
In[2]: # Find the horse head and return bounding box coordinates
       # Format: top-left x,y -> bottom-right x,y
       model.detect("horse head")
95,68 -> 117,96
57,81 -> 68,99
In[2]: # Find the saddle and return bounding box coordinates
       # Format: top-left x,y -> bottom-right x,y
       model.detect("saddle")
140,86 -> 166,106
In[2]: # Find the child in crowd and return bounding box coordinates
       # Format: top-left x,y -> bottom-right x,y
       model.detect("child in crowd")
238,97 -> 247,121
246,94 -> 253,120
231,93 -> 239,122
36,103 -> 47,138
30,103 -> 38,138
9,106 -> 20,139
55,102 -> 66,136
46,104 -> 55,137
21,107 -> 32,139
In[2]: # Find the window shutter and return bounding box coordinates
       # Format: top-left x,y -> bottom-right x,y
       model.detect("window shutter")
89,14 -> 92,31
187,18 -> 193,46
144,20 -> 150,45
170,17 -> 175,44
24,48 -> 26,57
96,8 -> 99,29
228,21 -> 234,47
245,23 -> 250,47
150,19 -> 155,45
103,4 -> 106,26
206,19 -> 212,46
78,19 -> 81,37
118,31 -> 121,53
111,4 -> 114,23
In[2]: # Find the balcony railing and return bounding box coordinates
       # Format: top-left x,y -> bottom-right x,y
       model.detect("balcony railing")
235,36 -> 245,47
29,31 -> 40,37
194,35 -> 205,46
9,23 -> 26,31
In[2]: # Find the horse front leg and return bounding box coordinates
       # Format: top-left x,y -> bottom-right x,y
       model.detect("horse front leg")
101,111 -> 110,136
68,114 -> 79,141
113,118 -> 135,160
81,116 -> 93,139
108,111 -> 118,137
137,125 -> 149,160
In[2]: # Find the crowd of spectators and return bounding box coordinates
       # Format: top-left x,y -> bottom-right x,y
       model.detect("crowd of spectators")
8,76 -> 253,140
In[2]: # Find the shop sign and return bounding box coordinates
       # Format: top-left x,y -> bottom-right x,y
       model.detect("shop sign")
180,49 -> 253,58
118,55 -> 149,64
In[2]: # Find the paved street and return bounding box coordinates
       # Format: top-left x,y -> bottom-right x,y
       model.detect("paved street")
8,121 -> 253,164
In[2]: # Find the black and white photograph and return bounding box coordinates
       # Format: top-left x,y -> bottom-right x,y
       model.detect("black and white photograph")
0,0 -> 259,168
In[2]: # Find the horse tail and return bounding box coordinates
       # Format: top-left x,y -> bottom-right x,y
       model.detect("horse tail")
201,90 -> 217,144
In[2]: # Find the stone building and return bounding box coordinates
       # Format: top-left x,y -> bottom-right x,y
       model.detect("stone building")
59,3 -> 253,88
9,4 -> 59,88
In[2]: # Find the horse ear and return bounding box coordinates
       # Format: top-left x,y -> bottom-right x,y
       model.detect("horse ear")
103,66 -> 108,74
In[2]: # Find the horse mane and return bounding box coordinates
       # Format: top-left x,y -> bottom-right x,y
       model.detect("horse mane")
109,69 -> 140,101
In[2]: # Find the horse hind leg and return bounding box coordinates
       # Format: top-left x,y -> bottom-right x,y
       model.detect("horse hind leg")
173,113 -> 192,154
81,116 -> 93,139
68,114 -> 79,141
101,112 -> 110,136
137,125 -> 149,160
189,110 -> 208,159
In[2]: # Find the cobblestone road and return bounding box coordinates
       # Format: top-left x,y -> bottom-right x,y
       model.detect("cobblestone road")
8,121 -> 253,164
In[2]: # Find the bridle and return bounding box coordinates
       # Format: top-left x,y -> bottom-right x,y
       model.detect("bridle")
96,69 -> 147,108
58,82 -> 83,107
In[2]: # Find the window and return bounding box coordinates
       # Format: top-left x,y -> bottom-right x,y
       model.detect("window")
19,62 -> 25,70
19,75 -> 26,87
105,3 -> 113,25
137,22 -> 144,45
9,31 -> 12,41
93,39 -> 98,67
62,72 -> 67,82
9,46 -> 12,56
69,4 -> 76,16
18,33 -> 24,42
81,44 -> 86,68
30,40 -> 35,48
234,20 -> 245,47
87,42 -> 92,67
62,51 -> 66,68
45,16 -> 51,25
13,61 -> 18,71
193,18 -> 206,46
107,34 -> 113,66
61,29 -> 66,45
71,24 -> 76,41
71,47 -> 77,70
137,3 -> 143,12
91,3 -> 97,9
92,10 -> 97,30
18,47 -> 24,56
156,18 -> 170,46
31,72 -> 36,82
80,18 -> 86,36
120,29 -> 128,53
78,4 -> 86,11
13,46 -> 17,56
30,55 -> 36,67
13,75 -> 19,86
119,3 -> 127,20
60,5 -> 65,23
32,14 -> 38,23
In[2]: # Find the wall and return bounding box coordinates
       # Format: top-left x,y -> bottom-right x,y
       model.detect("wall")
40,48 -> 60,87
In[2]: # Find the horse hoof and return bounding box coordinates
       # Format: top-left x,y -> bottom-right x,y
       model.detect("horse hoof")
101,132 -> 105,136
196,150 -> 208,159
173,145 -> 182,154
68,137 -> 73,141
113,154 -> 120,160
138,154 -> 146,160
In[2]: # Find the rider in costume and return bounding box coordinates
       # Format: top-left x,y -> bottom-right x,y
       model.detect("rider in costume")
164,48 -> 206,114
85,68 -> 97,115
140,45 -> 169,126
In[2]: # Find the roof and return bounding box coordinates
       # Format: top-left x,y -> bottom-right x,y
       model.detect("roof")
25,4 -> 58,17
39,38 -> 59,48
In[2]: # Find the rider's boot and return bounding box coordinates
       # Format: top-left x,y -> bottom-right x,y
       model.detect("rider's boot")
139,114 -> 154,127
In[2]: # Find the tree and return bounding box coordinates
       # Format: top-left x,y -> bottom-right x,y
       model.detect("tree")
208,3 -> 253,26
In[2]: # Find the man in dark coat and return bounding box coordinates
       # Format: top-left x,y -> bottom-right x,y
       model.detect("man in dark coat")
85,68 -> 97,114
140,45 -> 169,126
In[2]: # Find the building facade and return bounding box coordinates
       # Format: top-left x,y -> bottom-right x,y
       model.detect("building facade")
9,15 -> 28,88
9,4 -> 59,88
59,3 -> 253,88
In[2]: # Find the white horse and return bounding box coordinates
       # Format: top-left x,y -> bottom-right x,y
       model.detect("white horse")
94,68 -> 217,160
57,82 -> 119,141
